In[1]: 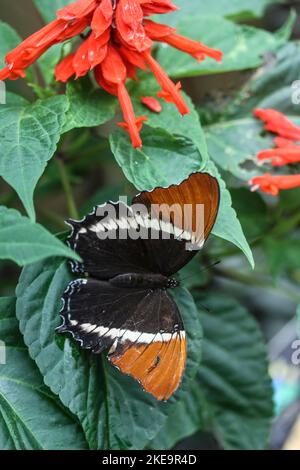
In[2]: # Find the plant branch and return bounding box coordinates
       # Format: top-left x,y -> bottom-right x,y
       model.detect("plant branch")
56,155 -> 79,220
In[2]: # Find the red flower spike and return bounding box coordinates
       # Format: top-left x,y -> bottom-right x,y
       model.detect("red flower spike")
143,20 -> 176,40
140,0 -> 178,16
144,20 -> 223,62
117,83 -> 148,148
249,173 -> 300,196
143,50 -> 189,115
254,108 -> 300,141
116,0 -> 152,52
0,0 -> 223,147
57,0 -> 98,20
91,0 -> 113,37
119,46 -> 148,71
274,137 -> 299,148
55,53 -> 76,82
141,96 -> 162,113
157,80 -> 181,103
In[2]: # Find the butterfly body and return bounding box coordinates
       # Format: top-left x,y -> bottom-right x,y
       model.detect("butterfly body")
109,272 -> 179,289
59,172 -> 220,400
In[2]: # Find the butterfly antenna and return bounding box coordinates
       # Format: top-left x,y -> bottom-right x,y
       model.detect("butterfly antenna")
180,260 -> 221,283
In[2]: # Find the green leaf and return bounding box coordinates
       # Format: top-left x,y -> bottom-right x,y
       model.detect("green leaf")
157,15 -> 293,78
0,206 -> 80,266
63,79 -> 117,133
205,117 -> 271,181
131,79 -> 208,161
149,382 -> 210,449
16,258 -> 202,450
0,94 -> 68,219
110,126 -> 203,190
205,162 -> 254,268
195,293 -> 274,450
0,21 -> 21,65
0,296 -> 88,450
33,0 -> 70,23
206,114 -> 300,181
230,188 -> 268,242
226,41 -> 300,119
165,0 -> 278,24
263,235 -> 300,278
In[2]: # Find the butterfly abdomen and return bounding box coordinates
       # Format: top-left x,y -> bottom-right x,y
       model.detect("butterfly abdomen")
109,273 -> 178,289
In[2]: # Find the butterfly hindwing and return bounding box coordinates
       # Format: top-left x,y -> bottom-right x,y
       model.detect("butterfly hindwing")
59,278 -> 186,400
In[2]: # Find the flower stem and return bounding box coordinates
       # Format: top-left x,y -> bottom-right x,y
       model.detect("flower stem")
56,156 -> 79,220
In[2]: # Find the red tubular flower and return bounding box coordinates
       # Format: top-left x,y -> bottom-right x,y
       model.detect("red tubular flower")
0,0 -> 222,147
254,108 -> 300,141
274,137 -> 299,148
249,173 -> 300,196
141,96 -> 162,113
144,20 -> 223,62
257,146 -> 300,167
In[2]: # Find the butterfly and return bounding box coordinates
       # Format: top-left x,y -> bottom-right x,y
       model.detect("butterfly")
58,172 -> 220,401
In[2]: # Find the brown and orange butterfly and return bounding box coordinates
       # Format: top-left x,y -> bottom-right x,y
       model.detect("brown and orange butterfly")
58,172 -> 220,400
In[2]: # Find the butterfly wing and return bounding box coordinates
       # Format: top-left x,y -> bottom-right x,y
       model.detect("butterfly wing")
132,172 -> 220,275
67,173 -> 220,279
59,278 -> 186,400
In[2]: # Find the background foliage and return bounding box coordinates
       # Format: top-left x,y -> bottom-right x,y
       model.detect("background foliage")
0,0 -> 299,450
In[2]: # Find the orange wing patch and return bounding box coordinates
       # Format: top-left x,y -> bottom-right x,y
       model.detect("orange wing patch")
133,172 -> 220,246
109,334 -> 187,401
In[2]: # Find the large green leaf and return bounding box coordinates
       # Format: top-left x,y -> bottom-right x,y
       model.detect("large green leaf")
0,206 -> 80,266
205,162 -> 254,267
0,296 -> 88,450
225,41 -> 300,119
0,94 -> 68,219
15,258 -> 202,450
230,188 -> 269,242
149,376 -> 210,449
110,129 -> 253,266
157,15 -> 293,78
206,115 -> 300,181
63,79 -> 117,133
33,0 -> 70,23
131,78 -> 208,161
196,294 -> 274,450
110,126 -> 203,189
206,118 -> 271,181
263,235 -> 300,278
165,0 -> 279,24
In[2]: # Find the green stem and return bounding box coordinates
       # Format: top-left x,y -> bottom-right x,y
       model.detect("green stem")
215,267 -> 300,302
56,157 -> 79,220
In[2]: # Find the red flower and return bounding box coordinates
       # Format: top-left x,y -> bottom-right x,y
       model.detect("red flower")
141,96 -> 162,113
273,137 -> 299,148
0,0 -> 222,148
249,173 -> 300,196
257,136 -> 300,167
254,108 -> 300,141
